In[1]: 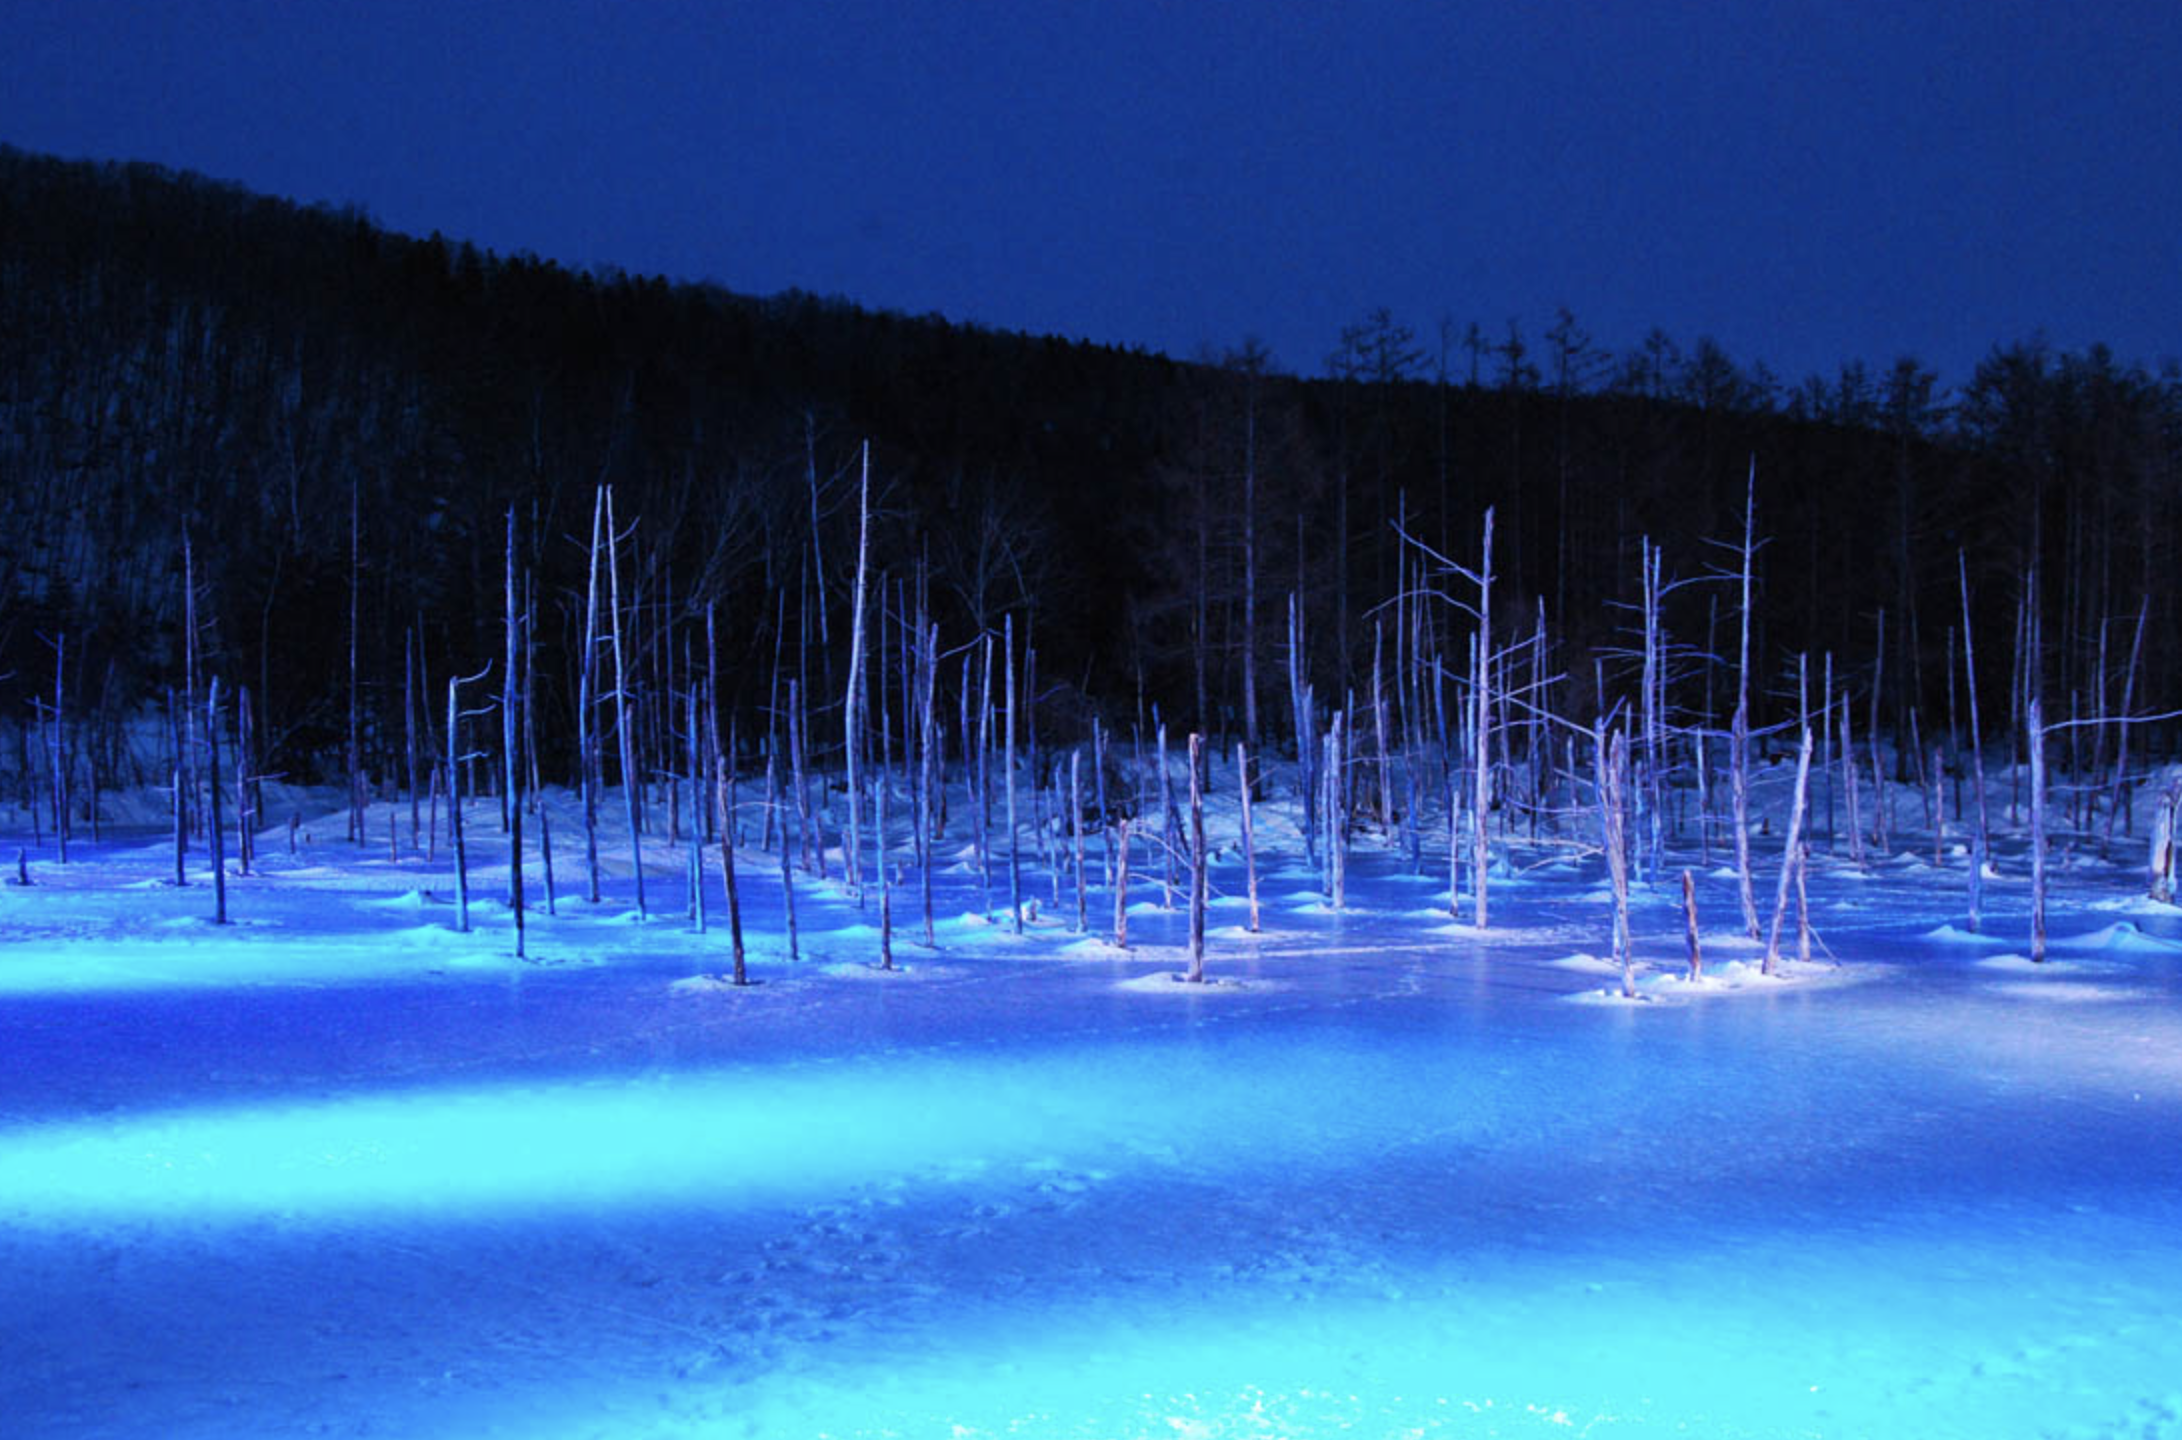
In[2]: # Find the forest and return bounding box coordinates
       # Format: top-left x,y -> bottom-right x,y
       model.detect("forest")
2,143 -> 2177,828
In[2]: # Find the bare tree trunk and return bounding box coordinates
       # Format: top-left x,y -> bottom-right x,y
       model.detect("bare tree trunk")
1869,609 -> 1888,857
1840,692 -> 1864,867
207,678 -> 227,926
237,685 -> 256,875
1447,759 -> 1462,920
605,488 -> 645,918
976,635 -> 992,906
2103,597 -> 2149,856
1931,746 -> 1946,867
1681,868 -> 1702,980
1112,817 -> 1132,949
1317,715 -> 1335,907
1472,509 -> 1495,928
405,626 -> 419,853
1237,740 -> 1260,933
170,688 -> 186,887
1242,374 -> 1260,756
920,620 -> 939,947
2029,696 -> 2048,963
1795,841 -> 1813,963
46,634 -> 68,865
448,670 -> 471,933
1964,578 -> 2003,920
1290,592 -> 1317,872
687,685 -> 705,934
1187,732 -> 1207,983
877,646 -> 894,970
2149,781 -> 2178,903
772,750 -> 798,961
504,510 -> 525,959
1732,702 -> 1759,935
540,809 -> 557,917
1158,721 -> 1178,910
1764,727 -> 1813,975
581,490 -> 604,903
790,678 -> 815,878
845,442 -> 870,898
348,486 -> 365,846
1071,748 -> 1087,934
179,534 -> 199,844
717,756 -> 747,984
1373,623 -> 1393,828
1734,464 -> 1759,936
1598,722 -> 1632,998
1005,614 -> 1022,934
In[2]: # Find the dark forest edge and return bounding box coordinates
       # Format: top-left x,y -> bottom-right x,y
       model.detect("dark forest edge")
2,144 -> 2177,852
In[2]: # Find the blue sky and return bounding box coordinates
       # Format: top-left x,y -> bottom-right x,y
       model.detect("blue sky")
4,0 -> 2176,386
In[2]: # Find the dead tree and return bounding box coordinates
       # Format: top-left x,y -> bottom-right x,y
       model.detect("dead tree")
844,442 -> 871,897
687,684 -> 705,934
169,688 -> 186,887
1112,816 -> 1132,949
1237,740 -> 1260,933
717,756 -> 747,984
1289,592 -> 1318,872
404,627 -> 420,853
604,488 -> 645,918
236,686 -> 257,876
2101,598 -> 2149,856
1681,869 -> 1702,980
1840,690 -> 1864,867
1472,510 -> 1494,927
876,639 -> 894,970
207,678 -> 228,925
1959,554 -> 1992,875
504,511 -> 526,959
41,633 -> 67,864
1324,712 -> 1347,910
446,664 -> 492,934
1764,726 -> 1814,976
1071,748 -> 1088,934
772,749 -> 799,961
1186,732 -> 1207,983
919,620 -> 940,946
1731,466 -> 1760,938
2149,780 -> 2179,904
1005,614 -> 1022,934
2029,696 -> 2048,963
347,489 -> 365,846
1597,721 -> 1632,998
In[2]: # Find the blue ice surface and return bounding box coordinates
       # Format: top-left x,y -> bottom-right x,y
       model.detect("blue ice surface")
3,815 -> 2182,1438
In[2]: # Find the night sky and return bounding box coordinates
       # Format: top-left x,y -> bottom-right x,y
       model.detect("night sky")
4,0 -> 2176,387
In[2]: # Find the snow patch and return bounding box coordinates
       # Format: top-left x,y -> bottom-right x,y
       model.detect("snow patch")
1115,972 -> 1265,995
1986,981 -> 2139,1003
2049,922 -> 2182,955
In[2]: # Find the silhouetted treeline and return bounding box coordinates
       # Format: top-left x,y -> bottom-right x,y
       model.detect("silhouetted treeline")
2,145 -> 2176,791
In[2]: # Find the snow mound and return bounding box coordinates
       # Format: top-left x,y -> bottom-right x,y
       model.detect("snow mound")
1567,957 -> 1857,1004
668,973 -> 768,993
2089,892 -> 2182,916
2050,922 -> 2182,956
820,960 -> 960,981
1115,972 -> 1267,995
1922,923 -> 2009,946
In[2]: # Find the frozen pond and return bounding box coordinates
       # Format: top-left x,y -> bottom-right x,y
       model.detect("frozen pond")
4,807 -> 2182,1437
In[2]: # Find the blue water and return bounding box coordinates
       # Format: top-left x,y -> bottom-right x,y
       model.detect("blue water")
4,823 -> 2182,1437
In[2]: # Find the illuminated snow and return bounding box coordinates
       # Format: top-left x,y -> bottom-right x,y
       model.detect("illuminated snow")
4,780 -> 2182,1438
